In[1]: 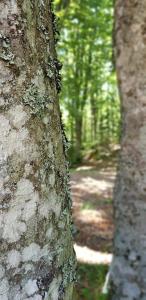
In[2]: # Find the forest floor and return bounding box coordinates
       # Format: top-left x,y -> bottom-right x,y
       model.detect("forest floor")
70,163 -> 116,299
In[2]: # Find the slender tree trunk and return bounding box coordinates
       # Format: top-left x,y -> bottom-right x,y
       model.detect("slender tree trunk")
74,45 -> 92,162
99,113 -> 104,145
83,112 -> 87,145
111,1 -> 146,299
75,117 -> 82,162
0,1 -> 75,299
90,96 -> 97,142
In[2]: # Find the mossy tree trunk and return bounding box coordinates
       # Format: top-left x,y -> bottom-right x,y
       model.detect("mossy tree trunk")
0,1 -> 75,299
111,1 -> 146,299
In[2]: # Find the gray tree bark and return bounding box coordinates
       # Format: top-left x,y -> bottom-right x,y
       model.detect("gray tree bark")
110,1 -> 146,299
0,1 -> 75,299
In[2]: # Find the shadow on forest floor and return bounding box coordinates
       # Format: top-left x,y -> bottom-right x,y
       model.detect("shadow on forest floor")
70,163 -> 116,299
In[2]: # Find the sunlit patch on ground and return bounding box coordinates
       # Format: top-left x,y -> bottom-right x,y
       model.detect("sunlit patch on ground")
74,244 -> 112,265
76,166 -> 96,171
71,165 -> 116,253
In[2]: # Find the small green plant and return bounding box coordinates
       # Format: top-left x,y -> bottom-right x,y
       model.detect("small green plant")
74,263 -> 109,300
103,198 -> 113,205
81,202 -> 96,210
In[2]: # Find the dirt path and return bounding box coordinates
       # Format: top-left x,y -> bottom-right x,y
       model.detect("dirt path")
70,165 -> 116,255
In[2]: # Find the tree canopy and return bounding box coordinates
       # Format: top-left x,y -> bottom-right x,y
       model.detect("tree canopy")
55,0 -> 120,164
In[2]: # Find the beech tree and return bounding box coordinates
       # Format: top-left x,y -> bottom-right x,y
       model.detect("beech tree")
0,1 -> 75,299
111,1 -> 146,299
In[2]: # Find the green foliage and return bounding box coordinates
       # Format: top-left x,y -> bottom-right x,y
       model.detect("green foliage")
81,198 -> 112,210
73,263 -> 109,300
81,202 -> 96,210
55,0 -> 121,164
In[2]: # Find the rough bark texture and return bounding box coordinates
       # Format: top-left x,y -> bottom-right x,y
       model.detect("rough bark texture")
111,1 -> 146,299
0,1 -> 75,299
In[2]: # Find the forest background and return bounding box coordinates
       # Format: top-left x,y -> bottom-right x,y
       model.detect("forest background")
54,0 -> 119,299
55,0 -> 120,165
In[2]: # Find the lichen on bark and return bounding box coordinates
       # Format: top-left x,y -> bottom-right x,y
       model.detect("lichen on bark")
0,0 -> 75,299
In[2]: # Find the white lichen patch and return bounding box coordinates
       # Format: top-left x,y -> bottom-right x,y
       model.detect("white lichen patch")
48,142 -> 54,159
9,284 -> 24,300
41,244 -> 50,258
0,265 -> 5,279
0,97 -> 5,107
24,279 -> 38,296
46,226 -> 53,239
24,163 -> 33,177
39,202 -> 51,218
39,191 -> 61,218
2,208 -> 27,242
1,179 -> 39,242
8,127 -> 28,153
0,115 -> 11,139
39,201 -> 61,219
1,178 -> 40,242
15,179 -> 34,202
43,116 -> 50,125
33,295 -> 43,300
49,173 -> 55,187
7,250 -> 21,268
22,243 -> 41,262
51,200 -> 61,218
9,0 -> 18,14
24,264 -> 34,274
22,198 -> 37,221
22,243 -> 50,265
8,105 -> 29,129
47,276 -> 62,300
0,278 -> 9,298
12,179 -> 39,221
0,294 -> 8,300
0,116 -> 38,163
0,165 -> 9,190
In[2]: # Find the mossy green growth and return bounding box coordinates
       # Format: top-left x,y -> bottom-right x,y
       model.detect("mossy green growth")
73,263 -> 109,300
62,254 -> 76,287
23,84 -> 51,116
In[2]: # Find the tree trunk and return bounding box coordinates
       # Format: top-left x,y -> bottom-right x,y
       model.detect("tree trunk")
75,117 -> 82,162
0,1 -> 75,299
111,1 -> 146,299
90,95 -> 97,142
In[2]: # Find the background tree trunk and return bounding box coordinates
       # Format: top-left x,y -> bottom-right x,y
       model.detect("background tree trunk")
75,117 -> 82,162
0,1 -> 75,299
111,1 -> 146,299
90,95 -> 97,142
